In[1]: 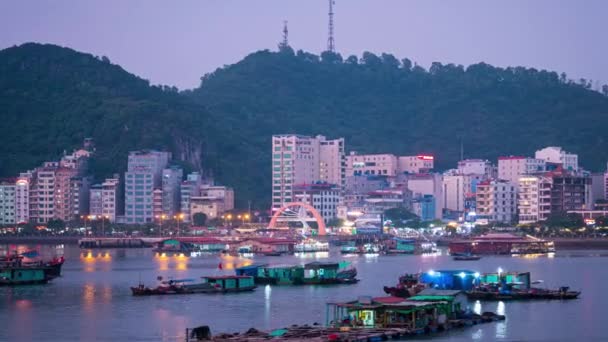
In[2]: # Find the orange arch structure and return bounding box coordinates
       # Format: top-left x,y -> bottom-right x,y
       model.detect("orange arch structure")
268,202 -> 327,236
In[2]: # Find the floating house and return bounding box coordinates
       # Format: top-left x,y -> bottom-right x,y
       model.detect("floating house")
326,295 -> 454,331
448,233 -> 555,255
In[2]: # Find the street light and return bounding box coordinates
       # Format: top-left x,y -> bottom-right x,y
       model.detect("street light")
174,213 -> 185,236
155,214 -> 167,237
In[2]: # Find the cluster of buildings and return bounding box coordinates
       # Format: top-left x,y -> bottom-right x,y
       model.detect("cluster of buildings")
0,140 -> 233,227
271,135 -> 606,226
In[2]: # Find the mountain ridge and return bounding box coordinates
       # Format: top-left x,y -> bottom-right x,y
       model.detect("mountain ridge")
1,43 -> 607,208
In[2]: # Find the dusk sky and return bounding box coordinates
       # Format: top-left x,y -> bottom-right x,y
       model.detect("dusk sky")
1,0 -> 606,89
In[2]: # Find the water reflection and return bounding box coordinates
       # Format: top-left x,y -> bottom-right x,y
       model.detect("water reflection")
471,327 -> 483,340
295,252 -> 329,259
495,301 -> 507,338
264,284 -> 272,323
473,300 -> 482,315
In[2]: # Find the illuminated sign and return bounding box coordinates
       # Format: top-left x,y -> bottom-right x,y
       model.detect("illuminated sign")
16,179 -> 28,186
585,218 -> 596,225
417,155 -> 434,161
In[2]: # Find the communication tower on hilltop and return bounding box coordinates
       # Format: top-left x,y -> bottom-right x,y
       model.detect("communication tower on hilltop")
327,0 -> 335,52
278,20 -> 289,51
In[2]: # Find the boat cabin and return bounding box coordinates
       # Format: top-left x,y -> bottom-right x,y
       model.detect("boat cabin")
420,270 -> 480,291
202,276 -> 255,290
235,264 -> 268,277
479,271 -> 531,290
257,265 -> 304,285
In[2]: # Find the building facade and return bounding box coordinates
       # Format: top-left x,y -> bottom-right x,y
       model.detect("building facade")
476,180 -> 517,223
535,146 -> 578,172
346,153 -> 398,177
498,156 -> 546,187
180,172 -> 203,223
518,176 -> 552,224
271,135 -> 344,212
457,159 -> 493,177
411,195 -> 436,221
124,150 -> 171,224
397,155 -> 434,174
15,176 -> 30,224
162,166 -> 183,216
189,185 -> 235,222
293,183 -> 342,222
0,180 -> 16,225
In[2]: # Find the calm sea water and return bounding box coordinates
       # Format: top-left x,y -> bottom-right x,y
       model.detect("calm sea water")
0,244 -> 606,342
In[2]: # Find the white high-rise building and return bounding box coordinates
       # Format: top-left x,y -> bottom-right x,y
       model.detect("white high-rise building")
442,174 -> 467,212
124,150 -> 171,224
476,180 -> 517,223
15,174 -> 31,224
535,146 -> 578,171
518,176 -> 552,224
498,156 -> 546,187
271,135 -> 344,212
0,180 -> 16,225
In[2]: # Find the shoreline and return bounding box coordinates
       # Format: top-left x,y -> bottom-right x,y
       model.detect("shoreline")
1,236 -> 608,250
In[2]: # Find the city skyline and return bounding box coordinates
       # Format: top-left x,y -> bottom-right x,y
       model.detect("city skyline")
1,0 -> 606,89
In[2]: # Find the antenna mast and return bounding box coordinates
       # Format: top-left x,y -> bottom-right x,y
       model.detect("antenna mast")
327,0 -> 335,52
282,20 -> 289,47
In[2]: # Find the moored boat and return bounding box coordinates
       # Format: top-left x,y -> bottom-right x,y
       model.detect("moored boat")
0,267 -> 54,285
236,261 -> 358,285
465,271 -> 580,300
453,254 -> 481,261
131,275 -> 256,296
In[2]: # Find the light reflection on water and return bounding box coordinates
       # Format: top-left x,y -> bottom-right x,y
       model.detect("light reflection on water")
0,244 -> 607,342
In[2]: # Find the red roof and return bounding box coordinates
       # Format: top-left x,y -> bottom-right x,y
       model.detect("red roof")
373,296 -> 407,304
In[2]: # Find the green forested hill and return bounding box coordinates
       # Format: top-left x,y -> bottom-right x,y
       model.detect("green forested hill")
2,43 -> 608,208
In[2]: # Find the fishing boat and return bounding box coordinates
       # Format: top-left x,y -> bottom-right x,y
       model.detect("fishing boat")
453,254 -> 481,261
0,251 -> 65,285
131,275 -> 256,296
465,271 -> 580,300
383,273 -> 427,298
237,261 -> 358,285
0,267 -> 55,285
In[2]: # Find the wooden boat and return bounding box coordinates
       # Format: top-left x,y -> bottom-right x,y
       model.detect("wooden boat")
0,267 -> 55,285
131,276 -> 256,296
453,255 -> 481,261
466,287 -> 580,300
239,261 -> 359,285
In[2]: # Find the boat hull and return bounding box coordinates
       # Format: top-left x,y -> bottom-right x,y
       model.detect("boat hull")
131,285 -> 256,296
466,291 -> 580,300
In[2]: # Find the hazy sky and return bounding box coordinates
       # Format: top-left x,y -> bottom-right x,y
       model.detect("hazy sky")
1,0 -> 606,89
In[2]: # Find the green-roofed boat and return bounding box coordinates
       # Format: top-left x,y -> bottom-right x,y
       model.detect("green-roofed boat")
131,275 -> 256,296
